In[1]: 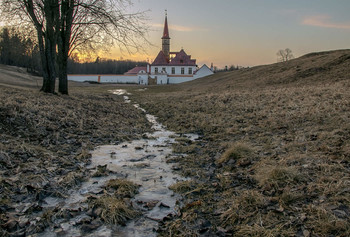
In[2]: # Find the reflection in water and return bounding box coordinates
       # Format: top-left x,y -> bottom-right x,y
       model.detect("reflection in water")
40,89 -> 198,237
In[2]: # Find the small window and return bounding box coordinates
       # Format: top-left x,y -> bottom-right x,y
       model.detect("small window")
188,68 -> 192,74
181,68 -> 184,74
162,67 -> 166,73
172,67 -> 175,74
155,67 -> 158,73
180,60 -> 184,63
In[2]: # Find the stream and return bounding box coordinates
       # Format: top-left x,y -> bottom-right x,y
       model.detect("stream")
38,89 -> 198,236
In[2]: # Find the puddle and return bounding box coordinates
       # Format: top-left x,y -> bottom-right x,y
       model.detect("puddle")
39,89 -> 198,236
109,89 -> 131,96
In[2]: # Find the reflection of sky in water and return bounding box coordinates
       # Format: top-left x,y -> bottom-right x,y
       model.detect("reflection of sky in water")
41,89 -> 199,237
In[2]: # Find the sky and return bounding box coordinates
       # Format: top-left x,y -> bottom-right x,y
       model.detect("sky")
109,0 -> 350,68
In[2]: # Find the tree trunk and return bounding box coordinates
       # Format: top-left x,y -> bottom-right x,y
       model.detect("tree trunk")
25,0 -> 58,93
58,0 -> 74,95
58,52 -> 68,94
36,29 -> 54,93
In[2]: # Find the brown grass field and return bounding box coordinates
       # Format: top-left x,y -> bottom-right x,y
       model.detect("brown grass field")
129,49 -> 350,236
0,69 -> 151,235
1,49 -> 350,236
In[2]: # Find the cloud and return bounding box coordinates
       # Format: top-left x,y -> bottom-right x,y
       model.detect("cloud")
302,15 -> 350,30
152,23 -> 208,32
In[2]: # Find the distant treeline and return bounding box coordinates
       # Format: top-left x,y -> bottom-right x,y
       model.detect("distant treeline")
0,27 -> 42,74
67,57 -> 147,75
0,27 -> 147,76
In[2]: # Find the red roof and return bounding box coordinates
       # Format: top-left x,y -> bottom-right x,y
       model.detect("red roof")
152,51 -> 169,65
169,49 -> 196,66
162,15 -> 170,39
152,49 -> 196,66
125,66 -> 147,74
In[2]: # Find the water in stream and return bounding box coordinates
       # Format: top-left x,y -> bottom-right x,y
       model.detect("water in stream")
40,89 -> 198,236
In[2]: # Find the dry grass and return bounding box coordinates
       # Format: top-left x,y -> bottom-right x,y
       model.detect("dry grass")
169,180 -> 195,194
254,164 -> 304,190
305,205 -> 350,236
1,50 -> 350,235
130,49 -> 350,236
217,142 -> 253,165
0,82 -> 151,235
88,195 -> 138,225
105,178 -> 139,198
221,190 -> 265,226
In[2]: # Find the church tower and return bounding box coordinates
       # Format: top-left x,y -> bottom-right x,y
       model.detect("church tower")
162,11 -> 170,60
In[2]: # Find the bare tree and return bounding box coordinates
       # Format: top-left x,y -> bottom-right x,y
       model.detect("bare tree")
277,48 -> 294,62
57,0 -> 149,94
0,0 -> 59,93
1,0 -> 148,94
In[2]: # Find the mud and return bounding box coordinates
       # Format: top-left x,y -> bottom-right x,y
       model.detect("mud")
35,89 -> 199,236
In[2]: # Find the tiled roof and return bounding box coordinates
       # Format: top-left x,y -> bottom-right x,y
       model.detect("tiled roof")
152,49 -> 197,66
152,51 -> 169,65
125,66 -> 147,74
169,49 -> 196,66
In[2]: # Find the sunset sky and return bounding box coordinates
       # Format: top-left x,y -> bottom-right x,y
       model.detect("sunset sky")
110,0 -> 350,68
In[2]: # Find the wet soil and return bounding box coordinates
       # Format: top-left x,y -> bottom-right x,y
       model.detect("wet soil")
129,50 -> 350,236
1,86 -> 199,236
0,86 -> 151,236
37,89 -> 198,236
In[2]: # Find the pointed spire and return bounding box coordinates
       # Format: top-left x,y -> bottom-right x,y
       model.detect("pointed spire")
162,10 -> 170,39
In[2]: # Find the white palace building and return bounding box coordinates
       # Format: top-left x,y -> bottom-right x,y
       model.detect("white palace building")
68,13 -> 213,85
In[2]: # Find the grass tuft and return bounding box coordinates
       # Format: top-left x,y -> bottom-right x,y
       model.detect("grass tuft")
89,195 -> 138,225
105,179 -> 139,198
255,165 -> 303,190
169,180 -> 195,194
217,143 -> 253,165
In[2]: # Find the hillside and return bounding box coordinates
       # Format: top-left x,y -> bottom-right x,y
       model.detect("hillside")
130,49 -> 350,236
0,49 -> 349,236
183,49 -> 350,90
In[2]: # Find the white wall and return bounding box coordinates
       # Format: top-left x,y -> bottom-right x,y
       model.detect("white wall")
148,74 -> 168,84
194,65 -> 214,79
68,64 -> 212,85
68,75 -> 138,84
168,76 -> 195,84
68,75 -> 99,82
100,75 -> 138,84
150,65 -> 196,75
138,75 -> 148,85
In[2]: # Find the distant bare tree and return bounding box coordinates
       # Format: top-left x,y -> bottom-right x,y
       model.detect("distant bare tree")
1,0 -> 148,94
277,48 -> 294,62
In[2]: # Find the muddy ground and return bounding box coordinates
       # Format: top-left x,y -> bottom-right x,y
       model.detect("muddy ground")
0,72 -> 152,236
1,49 -> 350,236
129,50 -> 350,236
